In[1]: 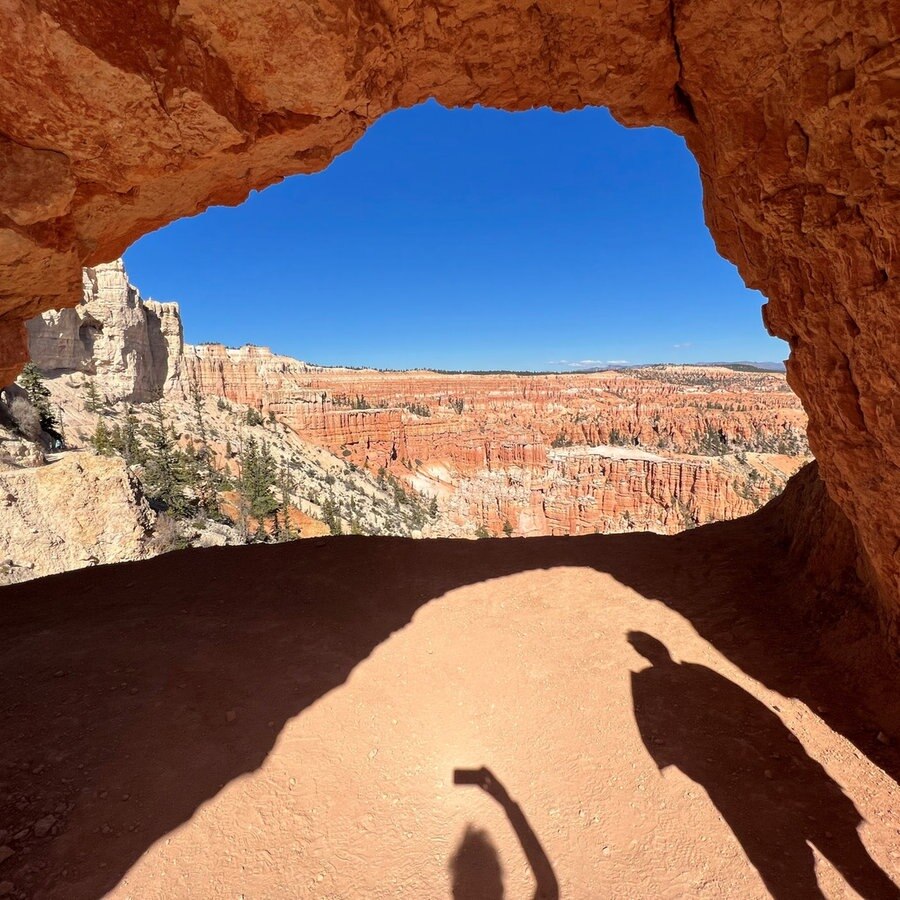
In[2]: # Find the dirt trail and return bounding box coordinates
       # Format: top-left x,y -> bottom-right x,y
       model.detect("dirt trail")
0,519 -> 898,898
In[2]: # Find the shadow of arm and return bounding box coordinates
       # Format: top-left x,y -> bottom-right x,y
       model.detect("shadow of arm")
473,767 -> 560,900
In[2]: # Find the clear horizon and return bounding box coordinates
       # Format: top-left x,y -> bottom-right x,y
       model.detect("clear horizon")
124,101 -> 788,371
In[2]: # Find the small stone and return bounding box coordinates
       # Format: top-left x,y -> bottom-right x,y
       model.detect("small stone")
764,769 -> 773,779
225,710 -> 237,723
0,847 -> 14,864
33,815 -> 56,838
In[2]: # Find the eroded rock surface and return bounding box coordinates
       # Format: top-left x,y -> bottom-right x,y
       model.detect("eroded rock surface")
181,341 -> 809,536
0,1 -> 897,629
40,261 -> 811,541
0,454 -> 165,583
28,260 -> 182,403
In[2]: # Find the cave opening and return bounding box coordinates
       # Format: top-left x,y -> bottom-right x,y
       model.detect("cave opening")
20,101 -> 810,547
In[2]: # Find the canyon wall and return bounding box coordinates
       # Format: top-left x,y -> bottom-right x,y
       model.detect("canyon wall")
0,0 -> 896,628
175,315 -> 807,537
25,261 -> 810,540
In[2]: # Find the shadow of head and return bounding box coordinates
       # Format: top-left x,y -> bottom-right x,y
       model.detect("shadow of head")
450,825 -> 503,899
627,630 -> 672,665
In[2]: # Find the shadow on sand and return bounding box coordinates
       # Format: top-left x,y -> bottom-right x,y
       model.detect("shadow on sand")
630,631 -> 898,899
452,767 -> 559,900
1,511 -> 899,896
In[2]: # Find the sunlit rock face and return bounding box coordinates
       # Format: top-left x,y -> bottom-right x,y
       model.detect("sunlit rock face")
27,261 -> 183,402
0,0 -> 897,631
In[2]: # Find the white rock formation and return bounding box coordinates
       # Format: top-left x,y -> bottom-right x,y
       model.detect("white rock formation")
26,259 -> 183,402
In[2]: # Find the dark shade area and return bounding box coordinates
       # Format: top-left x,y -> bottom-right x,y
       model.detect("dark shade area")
630,631 -> 898,899
1,506 -> 899,897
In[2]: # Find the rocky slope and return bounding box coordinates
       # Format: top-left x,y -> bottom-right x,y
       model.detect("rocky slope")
0,453 -> 166,585
15,261 -> 475,580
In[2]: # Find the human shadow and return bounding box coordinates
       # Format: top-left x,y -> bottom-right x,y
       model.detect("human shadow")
452,768 -> 559,900
450,826 -> 504,899
629,631 -> 899,899
1,496 -> 899,897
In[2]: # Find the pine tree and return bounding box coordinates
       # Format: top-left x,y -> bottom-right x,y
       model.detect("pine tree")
277,461 -> 297,541
502,519 -> 514,538
116,405 -> 143,466
18,363 -> 57,434
141,400 -> 194,515
188,376 -> 220,519
238,436 -> 278,536
321,495 -> 342,535
429,495 -> 439,518
189,376 -> 208,445
84,379 -> 103,414
90,418 -> 114,455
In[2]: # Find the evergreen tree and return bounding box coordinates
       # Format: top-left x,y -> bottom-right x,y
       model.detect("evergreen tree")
18,363 -> 57,434
84,379 -> 103,414
141,400 -> 194,515
90,418 -> 114,455
277,461 -> 297,541
429,495 -> 439,518
189,376 -> 208,446
188,376 -> 220,518
238,436 -> 278,532
502,519 -> 514,537
116,405 -> 143,466
321,495 -> 342,535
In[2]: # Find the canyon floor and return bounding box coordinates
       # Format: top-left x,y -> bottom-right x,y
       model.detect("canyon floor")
2,514 -> 899,899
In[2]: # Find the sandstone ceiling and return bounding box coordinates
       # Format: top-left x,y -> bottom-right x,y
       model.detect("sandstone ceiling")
0,0 -> 898,632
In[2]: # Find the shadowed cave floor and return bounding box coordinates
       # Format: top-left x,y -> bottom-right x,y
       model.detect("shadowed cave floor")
1,518 -> 899,898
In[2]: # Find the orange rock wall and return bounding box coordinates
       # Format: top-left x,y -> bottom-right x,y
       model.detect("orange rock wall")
0,0 -> 897,629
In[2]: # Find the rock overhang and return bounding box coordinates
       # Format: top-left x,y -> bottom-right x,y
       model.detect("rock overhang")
0,0 -> 897,636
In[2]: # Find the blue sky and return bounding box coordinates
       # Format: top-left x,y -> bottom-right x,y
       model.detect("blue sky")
124,102 -> 787,371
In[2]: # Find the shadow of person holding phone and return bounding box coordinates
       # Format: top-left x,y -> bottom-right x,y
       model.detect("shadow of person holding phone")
451,767 -> 559,900
629,630 -> 899,900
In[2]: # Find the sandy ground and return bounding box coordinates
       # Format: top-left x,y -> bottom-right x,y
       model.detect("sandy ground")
1,517 -> 899,898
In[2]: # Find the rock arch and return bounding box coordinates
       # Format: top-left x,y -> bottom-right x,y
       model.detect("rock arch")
0,0 -> 897,632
